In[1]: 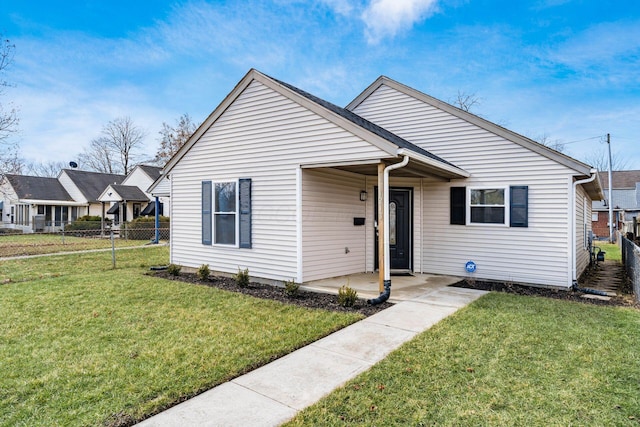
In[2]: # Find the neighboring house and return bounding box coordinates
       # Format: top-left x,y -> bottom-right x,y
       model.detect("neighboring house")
162,69 -> 603,290
98,165 -> 167,224
58,169 -> 125,217
0,174 -> 86,232
592,170 -> 640,239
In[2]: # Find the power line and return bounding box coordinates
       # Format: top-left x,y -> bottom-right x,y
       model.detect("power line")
559,135 -> 606,146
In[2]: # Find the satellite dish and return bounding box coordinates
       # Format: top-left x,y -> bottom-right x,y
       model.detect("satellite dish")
69,161 -> 78,168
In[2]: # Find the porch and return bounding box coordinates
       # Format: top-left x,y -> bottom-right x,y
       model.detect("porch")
303,272 -> 463,302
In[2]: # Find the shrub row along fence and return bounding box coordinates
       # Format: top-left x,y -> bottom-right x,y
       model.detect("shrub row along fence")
621,236 -> 640,303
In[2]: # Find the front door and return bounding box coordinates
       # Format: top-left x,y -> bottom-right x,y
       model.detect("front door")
375,187 -> 412,271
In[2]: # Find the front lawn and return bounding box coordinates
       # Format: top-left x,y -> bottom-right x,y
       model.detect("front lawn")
0,246 -> 363,426
286,292 -> 640,426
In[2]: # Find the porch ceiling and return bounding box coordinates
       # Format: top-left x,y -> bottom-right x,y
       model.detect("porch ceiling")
303,157 -> 466,180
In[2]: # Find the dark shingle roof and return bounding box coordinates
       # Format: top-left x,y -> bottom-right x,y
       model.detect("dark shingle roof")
138,165 -> 162,181
5,174 -> 74,201
269,76 -> 458,168
111,184 -> 149,201
598,170 -> 640,189
63,169 -> 125,203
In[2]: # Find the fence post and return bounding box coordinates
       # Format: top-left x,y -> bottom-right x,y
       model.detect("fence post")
111,227 -> 116,269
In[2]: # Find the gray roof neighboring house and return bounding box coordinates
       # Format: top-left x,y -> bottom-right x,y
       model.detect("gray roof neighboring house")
108,185 -> 150,201
63,169 -> 125,203
593,189 -> 639,210
598,170 -> 640,190
5,174 -> 74,202
138,165 -> 162,181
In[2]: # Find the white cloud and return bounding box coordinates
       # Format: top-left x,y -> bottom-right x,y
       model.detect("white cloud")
362,0 -> 439,44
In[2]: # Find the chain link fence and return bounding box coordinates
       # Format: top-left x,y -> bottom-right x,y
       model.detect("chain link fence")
0,221 -> 170,258
621,235 -> 640,303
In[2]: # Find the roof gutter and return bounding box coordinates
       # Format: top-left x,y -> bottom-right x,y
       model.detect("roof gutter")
396,148 -> 470,178
571,168 -> 598,286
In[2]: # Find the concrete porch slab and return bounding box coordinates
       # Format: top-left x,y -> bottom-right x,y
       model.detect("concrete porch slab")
303,272 -> 463,302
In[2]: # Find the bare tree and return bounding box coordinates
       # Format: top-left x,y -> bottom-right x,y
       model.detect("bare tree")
451,90 -> 481,113
154,113 -> 198,165
582,146 -> 630,171
0,35 -> 19,167
24,160 -> 67,177
533,132 -> 566,153
79,116 -> 147,175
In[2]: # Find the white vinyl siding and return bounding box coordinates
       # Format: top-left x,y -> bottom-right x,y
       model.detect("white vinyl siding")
302,169 -> 367,281
576,185 -> 591,278
170,80 -> 389,282
58,171 -> 88,203
352,84 -> 577,287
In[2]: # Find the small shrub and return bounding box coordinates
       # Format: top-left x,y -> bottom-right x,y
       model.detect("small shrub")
167,264 -> 181,276
338,284 -> 358,307
284,278 -> 300,298
197,264 -> 210,281
234,267 -> 250,287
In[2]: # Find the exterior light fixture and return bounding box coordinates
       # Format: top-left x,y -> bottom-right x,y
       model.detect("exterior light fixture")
360,190 -> 368,202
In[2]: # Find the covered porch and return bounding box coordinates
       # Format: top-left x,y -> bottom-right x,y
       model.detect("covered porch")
300,151 -> 469,303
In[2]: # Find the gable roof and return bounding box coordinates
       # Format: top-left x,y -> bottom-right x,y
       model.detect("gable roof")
347,76 -> 596,177
598,170 -> 640,189
61,169 -> 125,203
163,69 -> 469,179
101,184 -> 149,202
137,165 -> 162,181
4,174 -> 73,202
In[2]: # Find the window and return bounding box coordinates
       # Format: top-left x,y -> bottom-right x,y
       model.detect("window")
469,188 -> 506,224
214,182 -> 237,245
202,179 -> 252,248
133,203 -> 141,219
592,212 -> 598,221
450,185 -> 528,227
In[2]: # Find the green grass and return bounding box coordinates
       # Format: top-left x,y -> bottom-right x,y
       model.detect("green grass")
286,293 -> 640,426
594,241 -> 622,262
0,233 -> 150,257
0,246 -> 363,426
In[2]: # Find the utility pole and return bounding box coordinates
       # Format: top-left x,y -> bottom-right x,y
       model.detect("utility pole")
607,133 -> 614,243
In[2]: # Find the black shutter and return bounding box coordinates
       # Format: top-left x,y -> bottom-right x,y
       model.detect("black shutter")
239,178 -> 252,248
450,187 -> 466,225
202,181 -> 212,245
510,185 -> 528,227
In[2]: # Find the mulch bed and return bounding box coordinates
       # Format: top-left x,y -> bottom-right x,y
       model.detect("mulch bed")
452,279 -> 639,308
150,270 -> 393,316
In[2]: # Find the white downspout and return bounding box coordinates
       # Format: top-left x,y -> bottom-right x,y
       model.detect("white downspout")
369,156 -> 410,305
571,169 -> 598,286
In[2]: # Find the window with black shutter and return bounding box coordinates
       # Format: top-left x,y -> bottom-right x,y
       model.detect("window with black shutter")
450,187 -> 466,225
510,186 -> 528,227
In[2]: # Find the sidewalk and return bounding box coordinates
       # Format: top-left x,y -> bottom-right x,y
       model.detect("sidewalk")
136,285 -> 487,426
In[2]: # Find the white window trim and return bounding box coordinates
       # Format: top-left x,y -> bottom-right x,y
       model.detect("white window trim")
466,186 -> 510,226
213,179 -> 240,248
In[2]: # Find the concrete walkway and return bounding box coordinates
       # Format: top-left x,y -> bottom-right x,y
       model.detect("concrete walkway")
137,285 -> 487,427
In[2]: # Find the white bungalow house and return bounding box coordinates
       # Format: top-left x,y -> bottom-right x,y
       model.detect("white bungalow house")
98,165 -> 167,224
0,174 -> 87,232
162,69 -> 603,291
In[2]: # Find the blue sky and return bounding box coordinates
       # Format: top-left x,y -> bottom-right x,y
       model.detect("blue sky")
2,0 -> 639,169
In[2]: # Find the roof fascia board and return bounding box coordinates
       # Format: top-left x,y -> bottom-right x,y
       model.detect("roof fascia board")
163,69 -> 262,174
19,199 -> 87,206
397,148 -> 470,178
348,76 -> 593,176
